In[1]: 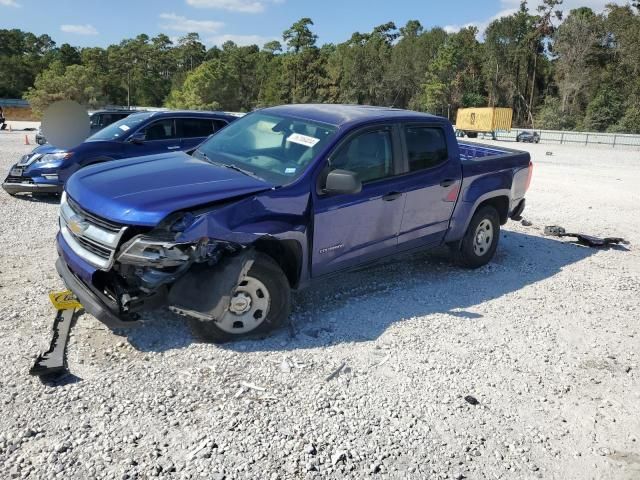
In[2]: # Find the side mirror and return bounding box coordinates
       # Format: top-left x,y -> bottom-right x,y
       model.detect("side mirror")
128,131 -> 146,144
324,169 -> 362,195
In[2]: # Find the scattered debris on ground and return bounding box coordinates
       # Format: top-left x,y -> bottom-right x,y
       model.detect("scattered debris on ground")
544,225 -> 629,248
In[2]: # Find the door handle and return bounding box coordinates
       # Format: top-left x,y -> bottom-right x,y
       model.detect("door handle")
440,179 -> 457,187
382,191 -> 402,201
167,146 -> 180,150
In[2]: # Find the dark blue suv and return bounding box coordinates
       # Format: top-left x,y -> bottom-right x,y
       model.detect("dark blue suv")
3,110 -> 241,196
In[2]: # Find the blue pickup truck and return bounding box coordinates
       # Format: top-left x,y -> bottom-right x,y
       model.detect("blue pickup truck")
3,110 -> 239,195
55,104 -> 532,342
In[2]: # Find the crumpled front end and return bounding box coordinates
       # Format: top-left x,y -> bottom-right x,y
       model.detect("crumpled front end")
56,191 -> 254,328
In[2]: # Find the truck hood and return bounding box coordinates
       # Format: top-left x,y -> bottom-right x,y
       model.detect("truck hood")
65,152 -> 274,226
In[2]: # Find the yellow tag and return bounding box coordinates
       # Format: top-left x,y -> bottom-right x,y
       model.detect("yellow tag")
49,290 -> 82,310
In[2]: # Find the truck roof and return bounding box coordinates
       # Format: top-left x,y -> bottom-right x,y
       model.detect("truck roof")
261,104 -> 445,128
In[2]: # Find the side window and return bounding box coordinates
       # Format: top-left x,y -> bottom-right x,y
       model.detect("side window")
143,119 -> 176,141
405,126 -> 448,171
101,114 -> 120,127
212,119 -> 228,132
176,118 -> 215,138
330,129 -> 393,184
90,114 -> 102,128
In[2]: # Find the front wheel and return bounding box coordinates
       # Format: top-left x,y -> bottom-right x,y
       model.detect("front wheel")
189,253 -> 291,343
450,206 -> 500,269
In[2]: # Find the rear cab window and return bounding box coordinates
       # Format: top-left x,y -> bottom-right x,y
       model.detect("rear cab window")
404,126 -> 448,172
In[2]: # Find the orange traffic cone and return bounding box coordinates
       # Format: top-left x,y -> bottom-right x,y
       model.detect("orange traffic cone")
24,134 -> 30,145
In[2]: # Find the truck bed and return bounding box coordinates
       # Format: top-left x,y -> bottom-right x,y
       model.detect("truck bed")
458,141 -> 520,160
458,140 -> 530,172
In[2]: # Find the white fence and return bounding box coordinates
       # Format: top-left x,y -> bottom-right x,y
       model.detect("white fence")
496,128 -> 640,149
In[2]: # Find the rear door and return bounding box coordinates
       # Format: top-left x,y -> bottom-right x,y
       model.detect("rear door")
396,124 -> 462,249
176,118 -> 227,150
312,125 -> 406,277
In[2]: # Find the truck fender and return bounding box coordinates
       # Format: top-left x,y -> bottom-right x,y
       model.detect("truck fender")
444,190 -> 511,244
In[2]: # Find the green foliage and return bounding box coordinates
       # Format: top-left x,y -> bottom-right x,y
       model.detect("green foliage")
609,105 -> 640,134
3,5 -> 640,133
583,86 -> 625,132
24,61 -> 108,114
418,27 -> 484,116
536,96 -> 577,130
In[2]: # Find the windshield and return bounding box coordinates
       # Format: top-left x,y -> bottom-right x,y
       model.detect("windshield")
87,112 -> 156,141
194,112 -> 337,185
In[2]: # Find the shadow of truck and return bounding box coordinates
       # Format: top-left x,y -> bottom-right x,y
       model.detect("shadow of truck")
124,229 -> 596,353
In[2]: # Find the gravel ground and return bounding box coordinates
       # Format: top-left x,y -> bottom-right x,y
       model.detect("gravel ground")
0,131 -> 639,480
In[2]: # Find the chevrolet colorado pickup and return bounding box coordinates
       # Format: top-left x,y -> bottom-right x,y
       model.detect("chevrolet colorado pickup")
55,104 -> 532,342
3,110 -> 239,196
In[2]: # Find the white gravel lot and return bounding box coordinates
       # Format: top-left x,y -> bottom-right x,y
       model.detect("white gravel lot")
0,131 -> 639,480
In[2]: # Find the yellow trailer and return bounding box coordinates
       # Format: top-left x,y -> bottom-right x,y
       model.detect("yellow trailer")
455,107 -> 513,139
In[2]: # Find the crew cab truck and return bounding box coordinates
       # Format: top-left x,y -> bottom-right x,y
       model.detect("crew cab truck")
55,104 -> 532,342
3,110 -> 239,196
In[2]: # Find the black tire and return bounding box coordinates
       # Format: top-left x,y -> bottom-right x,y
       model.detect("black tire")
450,205 -> 500,269
189,253 -> 291,343
467,132 -> 478,139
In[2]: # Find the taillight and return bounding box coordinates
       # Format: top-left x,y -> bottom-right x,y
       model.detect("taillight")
525,161 -> 533,191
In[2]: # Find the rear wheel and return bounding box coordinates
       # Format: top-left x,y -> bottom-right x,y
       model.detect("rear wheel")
450,206 -> 500,269
189,253 -> 291,343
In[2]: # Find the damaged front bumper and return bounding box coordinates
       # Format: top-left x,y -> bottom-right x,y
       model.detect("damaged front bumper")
56,221 -> 254,330
55,257 -> 142,329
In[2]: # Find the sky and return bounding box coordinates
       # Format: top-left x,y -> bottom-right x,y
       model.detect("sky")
0,0 -> 628,48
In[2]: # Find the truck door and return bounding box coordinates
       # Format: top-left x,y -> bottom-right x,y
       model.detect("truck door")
396,124 -> 462,249
312,126 -> 405,277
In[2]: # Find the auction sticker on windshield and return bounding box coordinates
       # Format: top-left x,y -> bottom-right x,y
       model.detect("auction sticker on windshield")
287,133 -> 320,148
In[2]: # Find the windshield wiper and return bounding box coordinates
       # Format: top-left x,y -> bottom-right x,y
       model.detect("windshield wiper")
220,163 -> 263,181
193,149 -> 209,161
195,149 -> 264,181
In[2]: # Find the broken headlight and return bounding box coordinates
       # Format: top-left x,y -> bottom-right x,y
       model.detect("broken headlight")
117,236 -> 194,267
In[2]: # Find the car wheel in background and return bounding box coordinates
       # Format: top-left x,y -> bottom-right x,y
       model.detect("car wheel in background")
450,205 -> 500,269
188,253 -> 291,343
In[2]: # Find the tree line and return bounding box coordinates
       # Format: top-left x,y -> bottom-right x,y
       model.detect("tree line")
1,1 -> 639,133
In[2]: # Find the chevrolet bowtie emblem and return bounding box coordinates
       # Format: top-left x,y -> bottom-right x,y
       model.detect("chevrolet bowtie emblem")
68,215 -> 88,235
